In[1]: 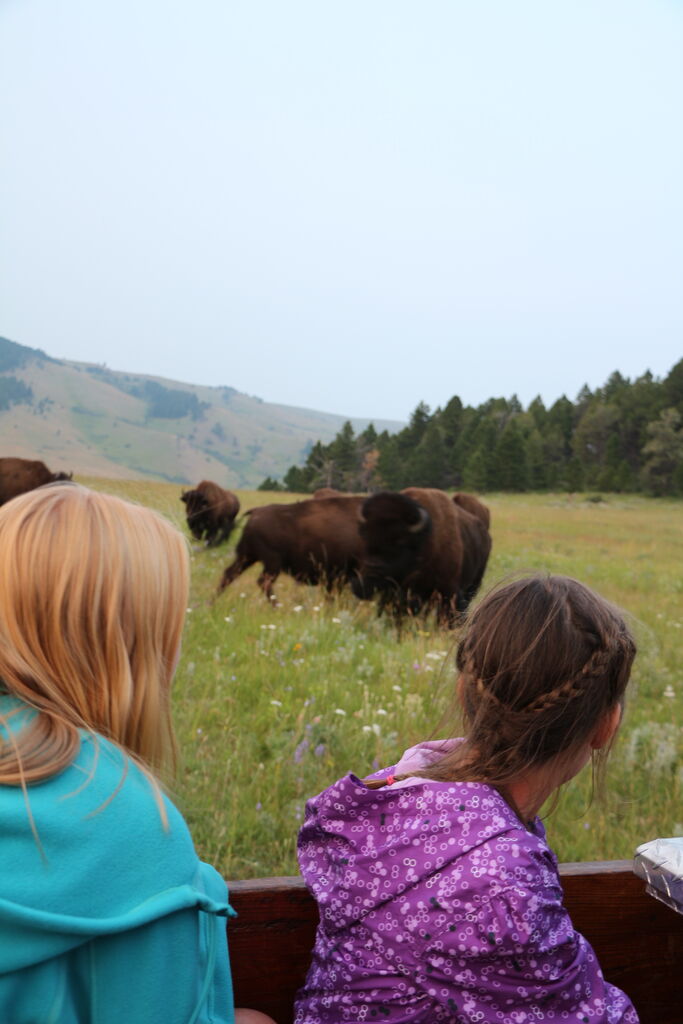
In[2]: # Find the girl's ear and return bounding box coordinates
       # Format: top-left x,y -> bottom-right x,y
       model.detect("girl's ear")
590,703 -> 622,750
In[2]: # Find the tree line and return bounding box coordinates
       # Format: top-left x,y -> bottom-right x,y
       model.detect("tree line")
260,360 -> 683,496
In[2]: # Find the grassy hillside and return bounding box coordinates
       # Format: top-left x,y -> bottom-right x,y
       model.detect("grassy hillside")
0,336 -> 402,485
82,478 -> 683,879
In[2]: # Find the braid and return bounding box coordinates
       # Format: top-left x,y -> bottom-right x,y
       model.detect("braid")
467,641 -> 614,717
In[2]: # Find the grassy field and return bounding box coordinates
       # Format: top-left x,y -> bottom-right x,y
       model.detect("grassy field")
81,478 -> 683,879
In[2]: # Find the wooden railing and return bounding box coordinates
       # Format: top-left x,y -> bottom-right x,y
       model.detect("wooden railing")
228,861 -> 683,1024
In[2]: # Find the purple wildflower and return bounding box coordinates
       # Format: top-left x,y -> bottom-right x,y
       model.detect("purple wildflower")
293,738 -> 309,764
314,743 -> 326,758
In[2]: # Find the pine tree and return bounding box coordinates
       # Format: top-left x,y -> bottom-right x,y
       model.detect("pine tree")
641,408 -> 683,495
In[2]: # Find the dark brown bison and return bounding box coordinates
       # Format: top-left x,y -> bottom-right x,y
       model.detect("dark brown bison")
452,491 -> 491,530
0,458 -> 73,506
352,487 -> 492,625
217,496 -> 365,601
313,487 -> 344,499
181,480 -> 240,547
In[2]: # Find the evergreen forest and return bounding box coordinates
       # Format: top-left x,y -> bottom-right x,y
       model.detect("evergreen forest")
264,360 -> 683,496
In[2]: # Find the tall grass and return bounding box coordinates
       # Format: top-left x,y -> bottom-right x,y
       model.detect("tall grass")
81,479 -> 683,878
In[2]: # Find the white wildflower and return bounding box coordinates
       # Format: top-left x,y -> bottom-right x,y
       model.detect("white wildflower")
332,617 -> 341,624
270,699 -> 283,707
334,708 -> 347,716
664,685 -> 676,699
293,605 -> 303,613
224,616 -> 233,623
376,708 -> 388,716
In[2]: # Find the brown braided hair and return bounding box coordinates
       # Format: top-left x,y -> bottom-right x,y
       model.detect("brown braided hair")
368,574 -> 636,793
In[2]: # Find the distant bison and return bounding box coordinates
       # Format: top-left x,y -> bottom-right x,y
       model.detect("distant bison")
217,495 -> 364,601
0,458 -> 73,506
181,480 -> 240,547
352,487 -> 491,625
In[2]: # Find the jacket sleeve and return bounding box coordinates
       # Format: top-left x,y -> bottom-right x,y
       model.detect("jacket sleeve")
421,878 -> 639,1024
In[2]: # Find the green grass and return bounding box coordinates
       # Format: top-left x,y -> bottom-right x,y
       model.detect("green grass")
81,480 -> 683,878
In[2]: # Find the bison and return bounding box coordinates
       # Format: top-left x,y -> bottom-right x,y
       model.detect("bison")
352,487 -> 492,625
181,480 -> 240,547
452,491 -> 491,530
0,458 -> 72,506
217,495 -> 365,601
313,487 -> 344,499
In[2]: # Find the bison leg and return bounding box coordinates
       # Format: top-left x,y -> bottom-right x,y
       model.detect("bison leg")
209,519 -> 235,548
257,570 -> 279,602
217,554 -> 254,594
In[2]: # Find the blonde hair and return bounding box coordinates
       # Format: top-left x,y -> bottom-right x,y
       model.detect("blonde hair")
0,484 -> 189,789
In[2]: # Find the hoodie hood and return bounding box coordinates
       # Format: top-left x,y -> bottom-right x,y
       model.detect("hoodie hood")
298,741 -> 544,935
0,695 -> 231,972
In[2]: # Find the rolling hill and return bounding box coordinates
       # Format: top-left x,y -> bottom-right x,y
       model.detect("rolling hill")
0,336 -> 402,486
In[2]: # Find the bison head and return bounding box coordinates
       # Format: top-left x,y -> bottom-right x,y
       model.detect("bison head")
352,491 -> 431,600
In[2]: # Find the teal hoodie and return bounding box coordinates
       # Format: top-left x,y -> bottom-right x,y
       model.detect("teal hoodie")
0,695 -> 235,1023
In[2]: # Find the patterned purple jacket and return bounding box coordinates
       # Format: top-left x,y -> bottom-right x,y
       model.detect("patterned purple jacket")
295,741 -> 638,1024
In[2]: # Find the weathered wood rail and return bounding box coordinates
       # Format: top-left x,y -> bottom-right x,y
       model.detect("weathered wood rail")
228,860 -> 683,1024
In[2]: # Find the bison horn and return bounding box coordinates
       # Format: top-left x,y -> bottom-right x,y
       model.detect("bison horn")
407,506 -> 429,533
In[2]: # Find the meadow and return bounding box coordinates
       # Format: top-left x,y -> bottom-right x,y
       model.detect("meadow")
82,478 -> 683,880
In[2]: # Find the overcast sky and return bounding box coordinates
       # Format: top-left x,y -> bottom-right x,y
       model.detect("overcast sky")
1,0 -> 682,422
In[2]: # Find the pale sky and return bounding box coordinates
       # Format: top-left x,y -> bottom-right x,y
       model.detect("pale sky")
1,0 -> 682,421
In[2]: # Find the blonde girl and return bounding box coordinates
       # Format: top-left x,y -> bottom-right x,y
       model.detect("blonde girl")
0,483 -> 270,1024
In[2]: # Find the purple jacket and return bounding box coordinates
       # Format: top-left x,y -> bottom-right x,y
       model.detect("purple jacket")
295,741 -> 638,1024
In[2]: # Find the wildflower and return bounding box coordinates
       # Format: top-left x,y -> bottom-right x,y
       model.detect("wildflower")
363,724 -> 381,737
196,728 -> 203,735
293,605 -> 303,613
293,739 -> 309,764
392,685 -> 402,692
293,642 -> 303,651
239,592 -> 246,598
314,744 -> 326,757
331,617 -> 341,624
413,662 -> 421,671
224,616 -> 233,623
334,708 -> 347,716
231,675 -> 237,681
417,630 -> 430,637
376,708 -> 388,716
664,685 -> 676,699
186,608 -> 193,613
312,605 -> 320,612
583,822 -> 591,830
255,801 -> 262,811
270,699 -> 283,707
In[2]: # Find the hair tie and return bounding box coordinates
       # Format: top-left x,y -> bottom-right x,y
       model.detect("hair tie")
385,774 -> 396,786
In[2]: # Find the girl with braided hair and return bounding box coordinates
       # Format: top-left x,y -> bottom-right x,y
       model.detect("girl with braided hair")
295,575 -> 638,1023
